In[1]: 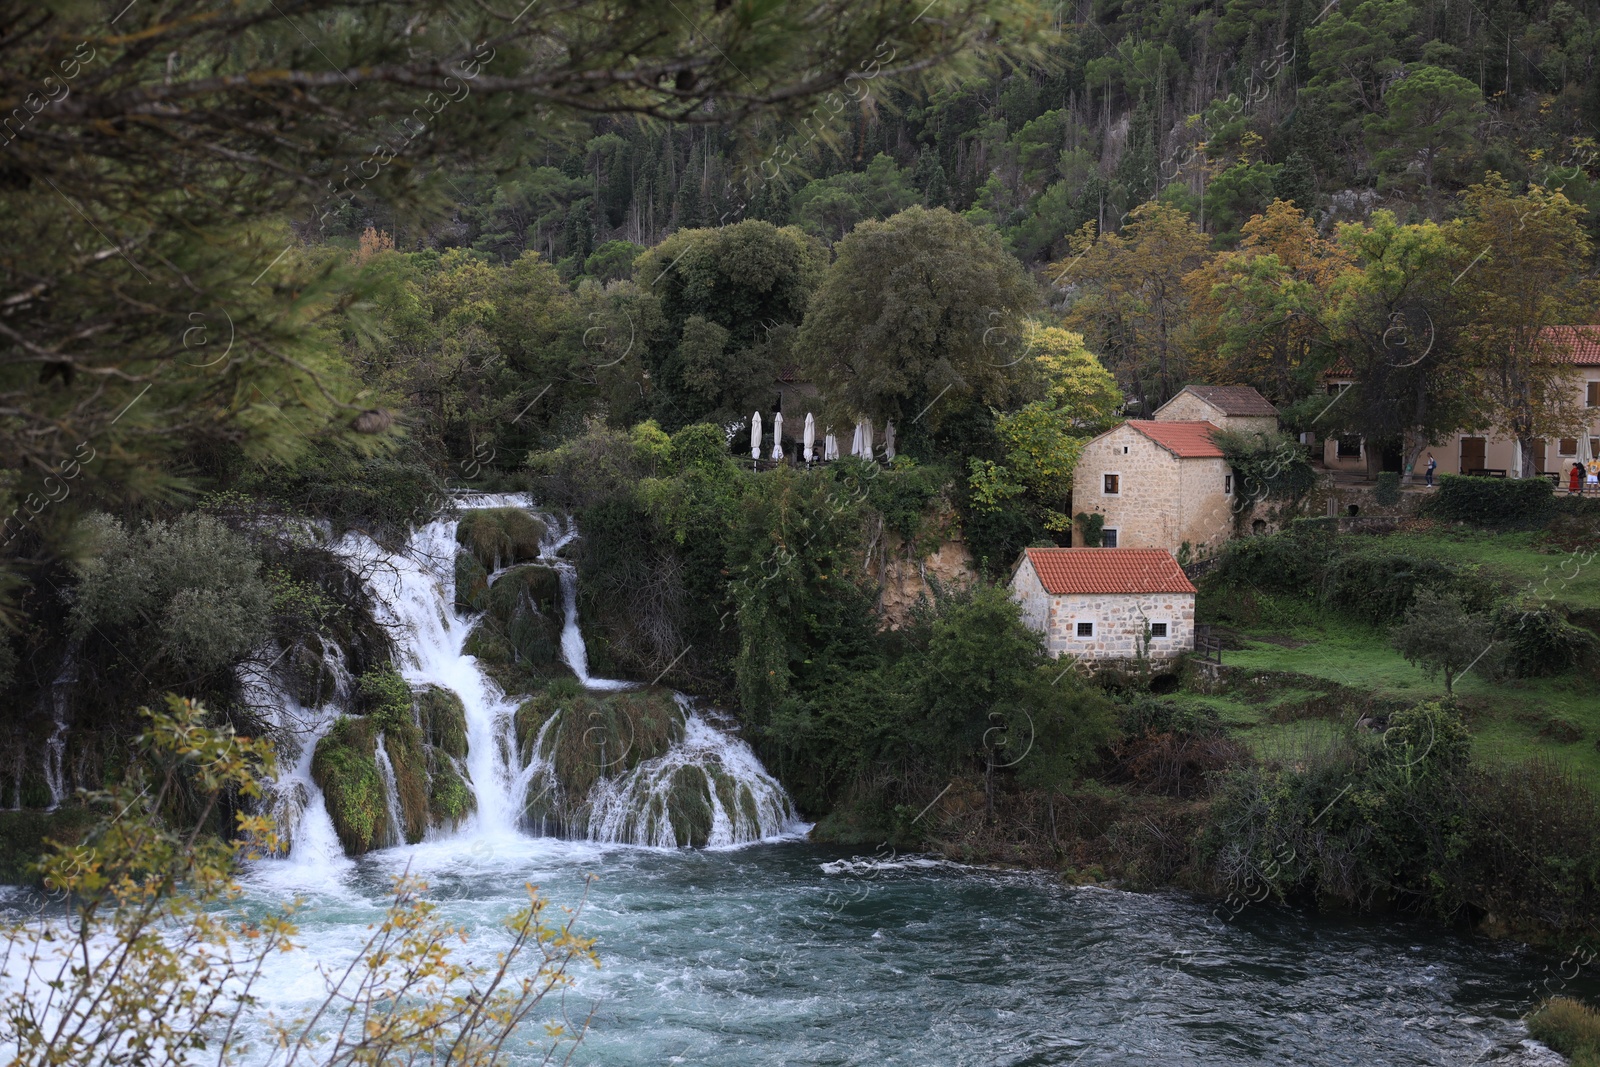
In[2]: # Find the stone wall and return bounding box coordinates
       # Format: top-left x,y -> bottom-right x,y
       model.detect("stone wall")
1009,564 -> 1195,662
1175,455 -> 1236,554
1071,425 -> 1181,548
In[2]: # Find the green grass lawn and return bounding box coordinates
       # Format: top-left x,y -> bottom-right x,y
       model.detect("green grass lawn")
1378,527 -> 1600,612
1178,521 -> 1600,775
1204,613 -> 1600,778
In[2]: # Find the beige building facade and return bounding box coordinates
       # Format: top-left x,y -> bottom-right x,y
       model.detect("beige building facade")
1071,421 -> 1239,554
1011,548 -> 1196,663
1153,385 -> 1280,435
1320,328 -> 1600,481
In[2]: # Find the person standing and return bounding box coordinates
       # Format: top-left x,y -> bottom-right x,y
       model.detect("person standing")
1425,454 -> 1437,488
1573,462 -> 1585,495
1589,456 -> 1600,494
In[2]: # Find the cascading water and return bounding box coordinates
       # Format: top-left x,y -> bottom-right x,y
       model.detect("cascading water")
534,512 -> 630,692
243,641 -> 350,877
373,736 -> 406,848
42,663 -> 73,811
263,494 -> 801,858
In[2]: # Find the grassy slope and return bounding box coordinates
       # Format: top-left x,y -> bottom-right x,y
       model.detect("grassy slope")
1191,526 -> 1600,777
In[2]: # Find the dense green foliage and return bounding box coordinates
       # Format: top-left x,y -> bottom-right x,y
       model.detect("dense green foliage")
1425,473 -> 1558,526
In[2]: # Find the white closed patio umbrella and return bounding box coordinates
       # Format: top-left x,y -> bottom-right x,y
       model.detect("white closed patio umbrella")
1577,434 -> 1594,491
750,411 -> 762,460
883,420 -> 895,461
803,412 -> 815,463
771,412 -> 784,460
850,423 -> 863,458
861,418 -> 874,460
825,431 -> 838,461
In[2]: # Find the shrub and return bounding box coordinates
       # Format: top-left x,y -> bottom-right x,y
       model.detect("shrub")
1425,472 -> 1554,526
70,513 -> 272,678
455,507 -> 547,570
1323,543 -> 1499,624
1493,601 -> 1598,678
1075,511 -> 1104,548
1374,471 -> 1400,506
1529,998 -> 1600,1064
1208,523 -> 1331,598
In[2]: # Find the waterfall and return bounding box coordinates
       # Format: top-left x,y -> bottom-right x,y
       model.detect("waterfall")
373,736 -> 406,848
535,513 -> 630,691
582,699 -> 797,847
338,515 -> 524,836
43,662 -> 74,811
244,640 -> 351,875
261,494 -> 802,857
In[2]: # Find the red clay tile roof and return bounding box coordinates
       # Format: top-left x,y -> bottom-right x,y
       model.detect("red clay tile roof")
1540,326 -> 1600,365
1174,385 -> 1279,416
1127,420 -> 1226,458
1323,327 -> 1600,376
1024,548 -> 1197,595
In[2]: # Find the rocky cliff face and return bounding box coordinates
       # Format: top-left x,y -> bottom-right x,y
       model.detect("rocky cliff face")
872,507 -> 977,628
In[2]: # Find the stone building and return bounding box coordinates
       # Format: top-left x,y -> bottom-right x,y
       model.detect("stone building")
1153,384 -> 1280,435
1010,548 -> 1196,663
1070,420 -> 1239,553
1318,326 -> 1600,479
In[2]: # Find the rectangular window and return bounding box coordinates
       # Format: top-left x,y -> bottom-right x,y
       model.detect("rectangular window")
1589,381 -> 1600,407
1337,435 -> 1362,458
1076,622 -> 1094,638
1102,528 -> 1119,548
1224,474 -> 1233,495
1149,622 -> 1168,638
1560,438 -> 1579,456
1103,473 -> 1120,495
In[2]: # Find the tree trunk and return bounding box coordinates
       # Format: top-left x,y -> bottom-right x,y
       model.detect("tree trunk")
1518,436 -> 1538,477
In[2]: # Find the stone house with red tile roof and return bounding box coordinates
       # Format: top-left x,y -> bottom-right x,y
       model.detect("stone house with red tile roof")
1010,548 -> 1196,662
1153,385 -> 1280,435
1320,325 -> 1600,479
1070,418 -> 1240,553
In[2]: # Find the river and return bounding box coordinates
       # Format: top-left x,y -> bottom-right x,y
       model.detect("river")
237,831 -> 1581,1066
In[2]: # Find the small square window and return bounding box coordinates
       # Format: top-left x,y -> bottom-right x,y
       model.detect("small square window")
1150,622 -> 1168,638
1076,622 -> 1094,638
1102,528 -> 1119,548
1103,473 -> 1120,495
1337,435 -> 1362,458
1224,474 -> 1233,495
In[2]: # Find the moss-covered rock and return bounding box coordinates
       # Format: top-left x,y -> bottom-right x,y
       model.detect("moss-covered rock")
382,723 -> 429,845
456,508 -> 547,571
513,683 -> 686,835
454,551 -> 490,613
427,756 -> 475,830
310,716 -> 388,855
416,685 -> 468,758
666,765 -> 714,847
463,564 -> 568,694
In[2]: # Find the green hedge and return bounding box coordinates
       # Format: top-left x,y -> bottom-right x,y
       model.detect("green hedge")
1424,473 -> 1554,526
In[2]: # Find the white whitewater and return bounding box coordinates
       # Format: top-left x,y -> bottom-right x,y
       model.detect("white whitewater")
42,658 -> 74,811
264,494 -> 800,857
241,646 -> 350,879
584,699 -> 797,848
533,512 -> 631,691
